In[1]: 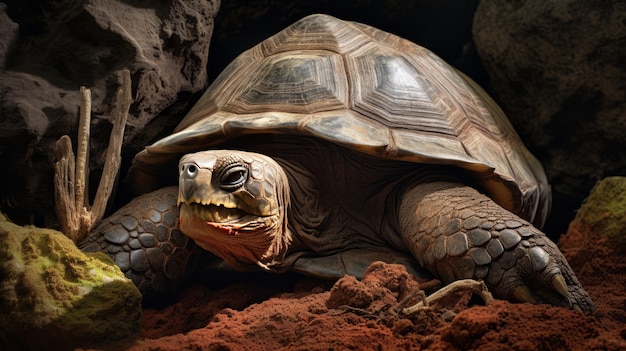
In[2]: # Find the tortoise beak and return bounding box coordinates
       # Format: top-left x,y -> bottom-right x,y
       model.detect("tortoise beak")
178,152 -> 218,206
178,161 -> 213,206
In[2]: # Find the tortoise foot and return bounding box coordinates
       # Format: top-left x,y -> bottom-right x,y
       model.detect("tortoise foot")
399,181 -> 595,314
484,230 -> 594,314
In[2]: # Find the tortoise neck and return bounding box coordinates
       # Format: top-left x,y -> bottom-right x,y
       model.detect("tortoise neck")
273,156 -> 331,253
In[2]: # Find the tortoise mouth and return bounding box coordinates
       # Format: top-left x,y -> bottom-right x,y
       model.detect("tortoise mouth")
181,202 -> 247,223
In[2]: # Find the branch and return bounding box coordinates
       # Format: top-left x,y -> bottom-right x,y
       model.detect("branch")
91,70 -> 132,225
402,279 -> 494,314
75,86 -> 91,211
54,69 -> 132,242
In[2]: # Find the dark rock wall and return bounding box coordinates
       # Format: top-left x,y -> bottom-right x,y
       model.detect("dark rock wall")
1,0 -> 623,241
0,0 -> 479,228
473,0 -> 626,236
0,0 -> 219,226
207,1 -> 482,82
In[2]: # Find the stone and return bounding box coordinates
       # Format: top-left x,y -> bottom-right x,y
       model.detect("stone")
0,3 -> 18,68
0,0 -> 220,226
0,212 -> 142,350
473,0 -> 626,236
569,176 -> 626,250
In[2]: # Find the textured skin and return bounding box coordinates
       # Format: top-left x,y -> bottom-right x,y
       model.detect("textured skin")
398,181 -> 593,313
80,186 -> 201,299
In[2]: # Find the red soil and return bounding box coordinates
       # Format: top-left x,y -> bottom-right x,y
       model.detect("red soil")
92,221 -> 626,351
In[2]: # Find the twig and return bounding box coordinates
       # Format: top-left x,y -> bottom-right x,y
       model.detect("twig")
395,289 -> 428,313
329,280 -> 488,320
76,86 -> 91,211
54,69 -> 131,242
402,279 -> 493,315
91,70 -> 131,225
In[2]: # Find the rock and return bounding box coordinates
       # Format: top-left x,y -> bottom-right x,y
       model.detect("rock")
1,0 -> 486,232
0,3 -> 18,68
559,177 -> 626,324
473,0 -> 626,236
567,177 -> 626,251
0,0 -> 219,226
0,213 -> 142,350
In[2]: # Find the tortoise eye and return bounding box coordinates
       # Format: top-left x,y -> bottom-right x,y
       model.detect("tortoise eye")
219,165 -> 248,191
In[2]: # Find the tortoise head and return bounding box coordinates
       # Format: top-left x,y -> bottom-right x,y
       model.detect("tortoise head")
177,150 -> 292,271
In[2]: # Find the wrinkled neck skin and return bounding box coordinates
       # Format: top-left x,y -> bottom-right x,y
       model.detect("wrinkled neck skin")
235,137 -> 441,269
221,159 -> 312,272
276,153 -> 463,259
180,202 -> 294,271
194,136 -> 470,273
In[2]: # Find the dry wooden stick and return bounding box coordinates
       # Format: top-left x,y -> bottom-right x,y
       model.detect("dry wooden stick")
91,70 -> 131,226
76,86 -> 91,212
54,135 -> 88,240
402,279 -> 494,315
54,69 -> 131,242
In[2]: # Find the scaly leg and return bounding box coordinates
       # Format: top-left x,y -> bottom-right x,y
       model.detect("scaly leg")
397,181 -> 594,314
79,186 -> 202,300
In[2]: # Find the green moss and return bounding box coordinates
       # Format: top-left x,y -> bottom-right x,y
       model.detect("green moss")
573,176 -> 626,248
0,214 -> 142,349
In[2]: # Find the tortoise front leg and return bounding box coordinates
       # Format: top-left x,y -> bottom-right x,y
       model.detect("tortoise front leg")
79,186 -> 202,300
397,181 -> 594,314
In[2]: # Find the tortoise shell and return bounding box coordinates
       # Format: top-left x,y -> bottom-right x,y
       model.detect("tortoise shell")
129,14 -> 550,228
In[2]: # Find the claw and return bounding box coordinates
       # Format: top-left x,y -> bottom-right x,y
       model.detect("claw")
551,273 -> 569,298
512,285 -> 537,304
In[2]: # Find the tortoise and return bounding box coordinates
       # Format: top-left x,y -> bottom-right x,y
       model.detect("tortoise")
80,14 -> 594,313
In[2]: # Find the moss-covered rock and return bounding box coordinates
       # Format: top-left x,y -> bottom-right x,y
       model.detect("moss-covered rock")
569,177 -> 626,251
0,213 -> 142,350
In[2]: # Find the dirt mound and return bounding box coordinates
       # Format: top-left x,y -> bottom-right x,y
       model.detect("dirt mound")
88,179 -> 626,351
91,222 -> 626,351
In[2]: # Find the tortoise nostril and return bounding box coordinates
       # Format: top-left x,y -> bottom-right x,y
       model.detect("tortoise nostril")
181,164 -> 198,179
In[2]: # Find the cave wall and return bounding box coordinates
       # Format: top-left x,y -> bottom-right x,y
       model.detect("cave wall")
1,0 -> 624,240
